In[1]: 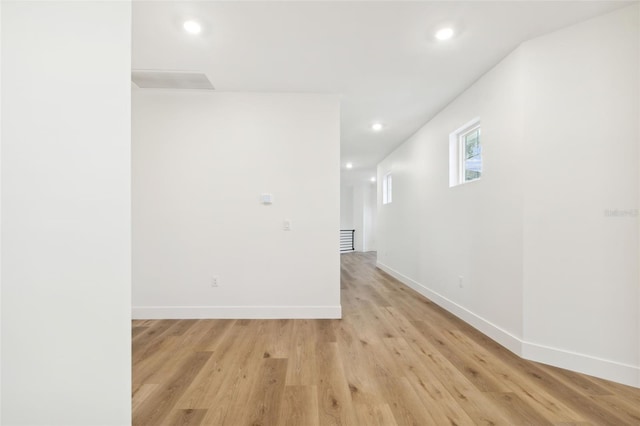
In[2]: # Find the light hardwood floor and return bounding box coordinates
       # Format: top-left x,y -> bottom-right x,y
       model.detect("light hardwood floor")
133,252 -> 640,425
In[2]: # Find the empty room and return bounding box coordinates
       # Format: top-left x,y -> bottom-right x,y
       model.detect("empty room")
2,1 -> 640,425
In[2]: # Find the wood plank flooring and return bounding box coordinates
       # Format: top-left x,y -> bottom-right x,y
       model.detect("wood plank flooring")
133,252 -> 640,425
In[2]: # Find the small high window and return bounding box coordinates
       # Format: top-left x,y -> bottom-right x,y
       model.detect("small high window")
450,118 -> 482,187
461,126 -> 482,182
382,172 -> 392,204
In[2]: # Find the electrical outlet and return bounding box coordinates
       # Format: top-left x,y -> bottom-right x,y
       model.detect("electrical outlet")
458,276 -> 464,288
211,276 -> 219,287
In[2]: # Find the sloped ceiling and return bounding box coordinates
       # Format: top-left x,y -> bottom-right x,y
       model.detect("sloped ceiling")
132,1 -> 630,183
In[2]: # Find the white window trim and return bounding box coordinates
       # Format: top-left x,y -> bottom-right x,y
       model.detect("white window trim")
459,125 -> 481,184
382,172 -> 392,205
449,117 -> 481,187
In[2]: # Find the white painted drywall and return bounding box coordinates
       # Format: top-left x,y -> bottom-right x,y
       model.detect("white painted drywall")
132,91 -> 340,319
377,44 -> 526,350
637,3 -> 640,390
521,5 -> 639,384
363,181 -> 377,252
377,4 -> 639,386
1,2 -> 132,424
340,184 -> 355,230
353,184 -> 365,252
0,2 -> 2,423
341,181 -> 377,252
0,1 -> 4,421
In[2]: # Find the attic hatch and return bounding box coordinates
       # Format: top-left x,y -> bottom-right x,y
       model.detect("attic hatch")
131,70 -> 214,90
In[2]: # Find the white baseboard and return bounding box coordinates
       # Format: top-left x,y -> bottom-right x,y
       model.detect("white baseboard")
376,261 -> 640,388
132,305 -> 342,320
522,341 -> 640,388
376,261 -> 523,355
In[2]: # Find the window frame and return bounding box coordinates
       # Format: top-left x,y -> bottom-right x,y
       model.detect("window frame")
382,172 -> 392,205
459,124 -> 482,184
449,117 -> 482,187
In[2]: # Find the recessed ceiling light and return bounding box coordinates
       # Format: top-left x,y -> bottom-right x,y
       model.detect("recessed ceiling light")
435,27 -> 454,41
370,177 -> 376,182
346,162 -> 353,169
183,20 -> 202,34
372,122 -> 383,132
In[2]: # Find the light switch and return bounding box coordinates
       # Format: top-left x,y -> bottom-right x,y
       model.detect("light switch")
283,219 -> 291,231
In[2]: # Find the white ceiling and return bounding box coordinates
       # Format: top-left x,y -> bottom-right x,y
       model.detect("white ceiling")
132,1 -> 630,184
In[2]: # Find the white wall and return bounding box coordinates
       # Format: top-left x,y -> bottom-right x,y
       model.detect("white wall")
1,2 -> 131,424
377,5 -> 639,386
363,182 -> 377,251
341,180 -> 377,252
1,1 -> 4,421
377,45 -> 525,351
353,184 -> 365,252
521,5 -> 639,384
132,91 -> 341,319
340,184 -> 354,229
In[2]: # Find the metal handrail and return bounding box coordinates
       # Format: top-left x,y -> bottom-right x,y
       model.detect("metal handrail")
340,229 -> 355,252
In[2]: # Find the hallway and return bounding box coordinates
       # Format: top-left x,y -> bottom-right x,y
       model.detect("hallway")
132,252 -> 640,425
